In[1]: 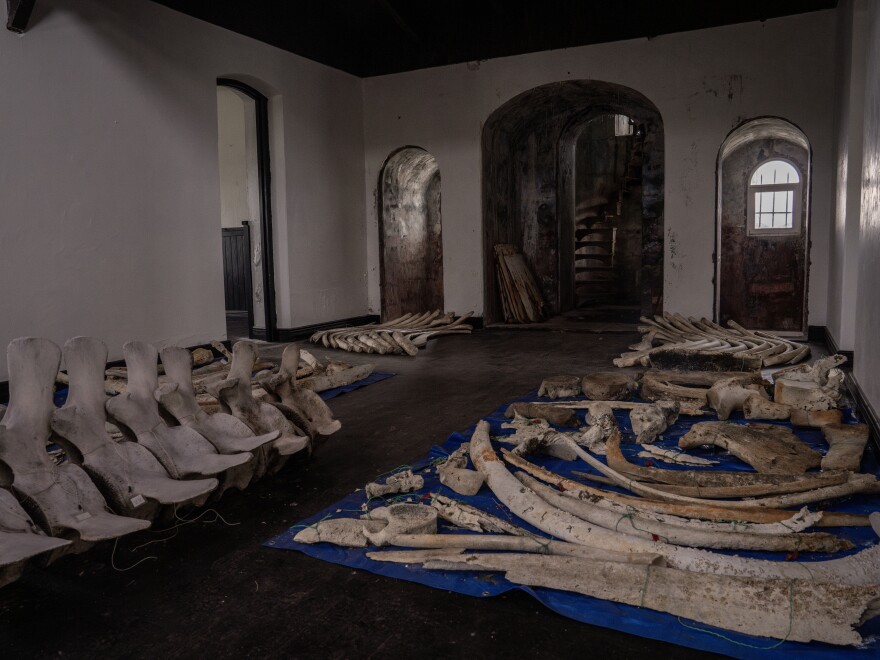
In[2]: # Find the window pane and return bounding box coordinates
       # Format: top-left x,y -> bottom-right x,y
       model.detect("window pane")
614,114 -> 632,136
773,190 -> 788,211
751,159 -> 800,185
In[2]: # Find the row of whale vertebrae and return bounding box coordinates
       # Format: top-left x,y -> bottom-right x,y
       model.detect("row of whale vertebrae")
0,336 -> 338,588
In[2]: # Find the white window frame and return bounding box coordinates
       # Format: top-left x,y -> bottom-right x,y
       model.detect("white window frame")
746,158 -> 802,236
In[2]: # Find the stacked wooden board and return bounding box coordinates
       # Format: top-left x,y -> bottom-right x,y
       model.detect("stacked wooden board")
495,244 -> 546,323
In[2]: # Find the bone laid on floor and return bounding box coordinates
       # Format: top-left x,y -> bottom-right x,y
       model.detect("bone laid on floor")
678,421 -> 822,474
822,423 -> 870,471
614,313 -> 810,369
436,443 -> 485,496
502,449 -> 867,527
51,337 -> 217,517
537,375 -> 581,399
0,338 -> 150,549
364,470 -> 424,499
418,552 -> 880,646
518,472 -> 850,553
580,371 -> 641,401
309,311 -> 474,356
469,420 -> 880,586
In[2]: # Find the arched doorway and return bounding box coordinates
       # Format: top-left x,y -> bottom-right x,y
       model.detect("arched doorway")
378,147 -> 444,321
716,117 -> 811,335
482,80 -> 664,324
216,78 -> 278,341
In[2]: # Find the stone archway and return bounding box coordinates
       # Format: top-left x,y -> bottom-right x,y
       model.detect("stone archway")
481,80 -> 664,324
379,147 -> 444,321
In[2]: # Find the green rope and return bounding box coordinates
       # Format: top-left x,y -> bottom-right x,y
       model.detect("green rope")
675,580 -> 794,650
639,565 -> 652,607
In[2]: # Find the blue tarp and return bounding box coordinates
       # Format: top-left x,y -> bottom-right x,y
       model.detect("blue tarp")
265,393 -> 880,659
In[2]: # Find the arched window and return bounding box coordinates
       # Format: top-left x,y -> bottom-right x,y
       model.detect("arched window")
747,158 -> 802,235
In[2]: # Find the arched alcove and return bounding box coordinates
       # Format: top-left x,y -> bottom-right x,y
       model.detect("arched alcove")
379,147 -> 444,320
716,117 -> 811,334
482,80 -> 664,324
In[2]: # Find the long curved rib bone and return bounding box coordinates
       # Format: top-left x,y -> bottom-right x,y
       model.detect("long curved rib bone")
368,534 -> 663,565
616,313 -> 810,368
52,338 -> 217,518
570,427 -> 878,509
502,449 -> 867,528
0,338 -> 150,548
604,429 -> 840,492
517,472 -> 850,552
470,420 -> 880,585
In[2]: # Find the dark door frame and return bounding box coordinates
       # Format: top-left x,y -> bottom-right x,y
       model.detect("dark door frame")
217,78 -> 279,341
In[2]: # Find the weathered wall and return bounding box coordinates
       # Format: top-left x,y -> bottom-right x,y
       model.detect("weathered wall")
853,1 -> 880,411
379,148 -> 444,319
0,0 -> 366,379
828,0 -> 869,351
362,12 -> 836,322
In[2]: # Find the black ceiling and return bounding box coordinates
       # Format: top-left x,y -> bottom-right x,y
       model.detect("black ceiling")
153,1 -> 838,78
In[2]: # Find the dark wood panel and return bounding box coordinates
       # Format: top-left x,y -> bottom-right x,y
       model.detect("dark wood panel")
222,227 -> 252,313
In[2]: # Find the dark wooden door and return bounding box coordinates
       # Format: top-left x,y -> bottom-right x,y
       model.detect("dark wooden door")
222,227 -> 252,313
718,141 -> 809,334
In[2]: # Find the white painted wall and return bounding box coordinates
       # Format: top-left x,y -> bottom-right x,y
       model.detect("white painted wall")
217,87 -> 255,230
828,0 -> 870,352
0,0 -> 366,380
362,12 -> 836,323
853,1 -> 880,412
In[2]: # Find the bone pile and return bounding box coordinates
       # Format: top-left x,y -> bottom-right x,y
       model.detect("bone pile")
310,311 -> 474,355
615,312 -> 810,369
0,337 -> 342,590
292,351 -> 880,647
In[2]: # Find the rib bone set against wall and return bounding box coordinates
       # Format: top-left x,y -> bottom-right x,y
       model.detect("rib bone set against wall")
289,319 -> 880,647
0,337 -> 343,588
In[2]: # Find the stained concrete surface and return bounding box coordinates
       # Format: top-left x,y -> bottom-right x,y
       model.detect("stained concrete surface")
0,330 -> 716,659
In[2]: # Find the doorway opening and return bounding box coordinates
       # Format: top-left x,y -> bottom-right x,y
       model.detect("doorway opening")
482,80 -> 664,327
378,147 -> 444,321
216,78 -> 278,341
571,114 -> 645,321
715,117 -> 811,336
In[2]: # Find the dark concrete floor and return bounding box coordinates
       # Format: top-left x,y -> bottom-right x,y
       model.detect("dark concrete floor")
1,330 -> 718,659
